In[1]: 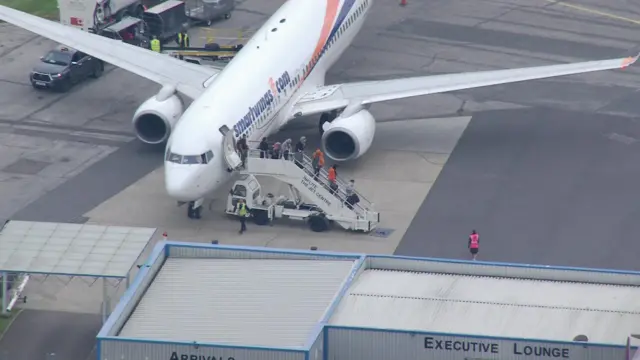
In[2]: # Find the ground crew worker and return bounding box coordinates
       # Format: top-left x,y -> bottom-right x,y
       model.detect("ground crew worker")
234,199 -> 249,234
150,35 -> 161,52
176,29 -> 190,48
312,149 -> 324,180
468,230 -> 479,260
176,29 -> 189,59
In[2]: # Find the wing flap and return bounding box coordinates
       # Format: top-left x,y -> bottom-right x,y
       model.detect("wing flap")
292,55 -> 639,117
0,5 -> 219,99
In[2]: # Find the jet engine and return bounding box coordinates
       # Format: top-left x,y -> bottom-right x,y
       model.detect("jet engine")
132,85 -> 184,145
321,109 -> 376,162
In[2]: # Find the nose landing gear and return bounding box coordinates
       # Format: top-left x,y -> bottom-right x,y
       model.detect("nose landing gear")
187,199 -> 204,219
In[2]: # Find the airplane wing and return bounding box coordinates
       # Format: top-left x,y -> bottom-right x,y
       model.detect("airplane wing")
0,5 -> 219,99
290,55 -> 639,118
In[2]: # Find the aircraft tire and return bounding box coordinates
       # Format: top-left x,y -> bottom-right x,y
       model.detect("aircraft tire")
308,214 -> 329,232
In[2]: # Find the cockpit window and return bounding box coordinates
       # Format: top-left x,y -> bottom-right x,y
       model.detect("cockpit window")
181,155 -> 203,165
165,147 -> 214,165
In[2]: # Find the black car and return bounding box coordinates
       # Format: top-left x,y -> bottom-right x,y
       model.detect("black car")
30,45 -> 104,92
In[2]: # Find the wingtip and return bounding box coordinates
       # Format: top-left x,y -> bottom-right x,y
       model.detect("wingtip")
620,53 -> 639,68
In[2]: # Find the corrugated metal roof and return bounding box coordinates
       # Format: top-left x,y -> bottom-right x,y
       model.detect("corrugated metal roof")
0,221 -> 153,278
119,258 -> 355,347
328,270 -> 640,344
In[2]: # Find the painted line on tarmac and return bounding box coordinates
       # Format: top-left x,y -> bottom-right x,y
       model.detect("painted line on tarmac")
545,0 -> 640,25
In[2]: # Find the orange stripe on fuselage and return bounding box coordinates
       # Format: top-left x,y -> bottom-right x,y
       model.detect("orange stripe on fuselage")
312,0 -> 341,63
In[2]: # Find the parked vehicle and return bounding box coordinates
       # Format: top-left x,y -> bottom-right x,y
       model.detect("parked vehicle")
185,0 -> 234,26
143,0 -> 189,42
30,46 -> 104,92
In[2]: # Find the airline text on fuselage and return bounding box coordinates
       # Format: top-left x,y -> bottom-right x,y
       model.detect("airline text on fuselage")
233,70 -> 291,137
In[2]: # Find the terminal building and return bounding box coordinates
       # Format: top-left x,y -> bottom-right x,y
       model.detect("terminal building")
98,241 -> 640,360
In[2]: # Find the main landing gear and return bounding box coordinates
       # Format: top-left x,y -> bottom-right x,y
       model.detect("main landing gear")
187,198 -> 204,219
319,110 -> 339,135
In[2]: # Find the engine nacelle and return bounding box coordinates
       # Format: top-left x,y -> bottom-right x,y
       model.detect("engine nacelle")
132,87 -> 184,145
321,110 -> 376,162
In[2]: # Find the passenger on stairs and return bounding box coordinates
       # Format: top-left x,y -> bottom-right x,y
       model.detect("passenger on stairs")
282,138 -> 292,160
237,134 -> 248,167
271,142 -> 281,159
328,164 -> 338,195
345,180 -> 359,210
294,136 -> 307,168
259,137 -> 269,158
312,149 -> 324,180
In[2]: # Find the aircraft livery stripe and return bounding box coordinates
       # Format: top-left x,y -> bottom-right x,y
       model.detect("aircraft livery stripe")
327,0 -> 357,42
305,0 -> 357,78
312,0 -> 341,62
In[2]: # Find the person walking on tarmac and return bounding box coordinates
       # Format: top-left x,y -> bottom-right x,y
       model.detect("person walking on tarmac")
234,199 -> 249,234
468,230 -> 479,260
150,35 -> 161,53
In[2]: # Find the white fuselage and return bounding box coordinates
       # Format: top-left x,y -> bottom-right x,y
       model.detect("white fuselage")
164,0 -> 372,202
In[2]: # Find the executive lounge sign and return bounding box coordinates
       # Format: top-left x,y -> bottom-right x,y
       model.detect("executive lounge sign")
424,336 -> 570,359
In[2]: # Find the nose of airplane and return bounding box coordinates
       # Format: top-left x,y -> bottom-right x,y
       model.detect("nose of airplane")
164,164 -> 203,201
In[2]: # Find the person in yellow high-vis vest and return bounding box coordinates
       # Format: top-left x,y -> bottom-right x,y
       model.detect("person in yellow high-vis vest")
150,36 -> 161,53
175,30 -> 190,59
234,199 -> 249,234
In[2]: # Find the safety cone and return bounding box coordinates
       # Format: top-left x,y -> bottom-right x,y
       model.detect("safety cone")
400,0 -> 407,6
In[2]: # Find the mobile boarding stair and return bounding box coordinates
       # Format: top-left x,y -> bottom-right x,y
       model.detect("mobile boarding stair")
222,136 -> 379,232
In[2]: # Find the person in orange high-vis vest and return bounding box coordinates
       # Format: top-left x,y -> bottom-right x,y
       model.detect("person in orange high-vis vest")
312,149 -> 325,179
327,164 -> 338,195
468,230 -> 479,260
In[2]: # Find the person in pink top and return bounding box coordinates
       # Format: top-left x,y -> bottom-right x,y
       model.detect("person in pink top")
468,230 -> 479,261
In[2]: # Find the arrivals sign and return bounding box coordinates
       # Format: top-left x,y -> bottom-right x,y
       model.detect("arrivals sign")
424,336 -> 570,359
169,352 -> 235,360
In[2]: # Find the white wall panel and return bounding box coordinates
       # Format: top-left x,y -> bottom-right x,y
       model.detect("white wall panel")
326,327 -> 632,360
100,339 -> 306,360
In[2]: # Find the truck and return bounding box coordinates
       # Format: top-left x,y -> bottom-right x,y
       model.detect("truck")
58,0 -> 145,33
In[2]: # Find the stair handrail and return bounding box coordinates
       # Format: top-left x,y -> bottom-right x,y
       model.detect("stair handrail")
244,149 -> 375,218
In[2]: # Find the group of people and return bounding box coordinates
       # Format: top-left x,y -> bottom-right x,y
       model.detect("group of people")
257,136 -> 306,162
234,135 -> 362,209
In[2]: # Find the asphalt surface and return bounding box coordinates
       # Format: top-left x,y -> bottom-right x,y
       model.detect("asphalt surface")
393,0 -> 640,269
12,141 -> 164,223
0,310 -> 101,360
397,107 -> 640,270
1,0 -> 640,358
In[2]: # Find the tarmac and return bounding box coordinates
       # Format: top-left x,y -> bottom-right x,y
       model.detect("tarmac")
1,0 -> 640,358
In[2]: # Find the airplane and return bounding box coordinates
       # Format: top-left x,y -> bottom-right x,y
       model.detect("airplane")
0,0 -> 637,219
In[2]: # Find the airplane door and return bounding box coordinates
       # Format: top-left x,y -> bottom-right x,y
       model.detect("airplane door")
220,126 -> 242,170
